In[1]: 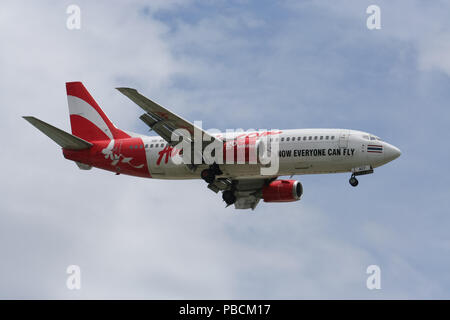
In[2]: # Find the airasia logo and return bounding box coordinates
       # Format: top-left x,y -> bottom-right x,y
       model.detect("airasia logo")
157,145 -> 182,165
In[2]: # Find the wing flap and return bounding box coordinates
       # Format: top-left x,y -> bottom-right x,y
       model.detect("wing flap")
139,113 -> 188,145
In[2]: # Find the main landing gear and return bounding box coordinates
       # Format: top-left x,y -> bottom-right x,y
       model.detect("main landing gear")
222,190 -> 236,206
349,175 -> 359,187
200,164 -> 236,206
200,163 -> 223,184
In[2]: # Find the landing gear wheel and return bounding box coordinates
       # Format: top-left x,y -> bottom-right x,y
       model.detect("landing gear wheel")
349,176 -> 359,187
201,169 -> 215,184
201,164 -> 223,184
222,190 -> 236,205
210,163 -> 223,175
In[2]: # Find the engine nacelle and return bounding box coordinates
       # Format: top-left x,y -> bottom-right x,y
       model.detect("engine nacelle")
262,180 -> 303,202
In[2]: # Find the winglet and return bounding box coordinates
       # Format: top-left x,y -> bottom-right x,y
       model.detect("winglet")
116,87 -> 138,94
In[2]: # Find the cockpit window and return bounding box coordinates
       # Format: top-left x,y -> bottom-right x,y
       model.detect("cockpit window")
363,135 -> 370,140
369,135 -> 382,141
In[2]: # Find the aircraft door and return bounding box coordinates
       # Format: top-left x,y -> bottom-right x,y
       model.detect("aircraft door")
339,130 -> 349,149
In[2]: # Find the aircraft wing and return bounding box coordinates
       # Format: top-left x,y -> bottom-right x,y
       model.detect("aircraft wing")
211,177 -> 277,210
116,87 -> 220,148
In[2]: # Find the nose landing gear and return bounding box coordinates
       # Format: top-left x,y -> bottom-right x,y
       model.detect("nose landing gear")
349,175 -> 359,187
349,165 -> 373,187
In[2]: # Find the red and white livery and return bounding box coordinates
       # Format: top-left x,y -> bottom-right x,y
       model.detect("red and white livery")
24,82 -> 401,209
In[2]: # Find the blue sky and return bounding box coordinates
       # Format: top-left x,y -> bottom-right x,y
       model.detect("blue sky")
0,0 -> 449,298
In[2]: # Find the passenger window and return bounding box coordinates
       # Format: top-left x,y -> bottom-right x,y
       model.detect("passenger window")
326,136 -> 329,140
320,136 -> 323,140
155,144 -> 159,147
150,144 -> 153,148
286,137 -> 290,141
297,137 -> 301,141
303,137 -> 307,141
314,136 -> 318,140
308,136 -> 312,140
281,137 -> 284,141
129,146 -> 133,149
331,136 -> 335,140
292,137 -> 295,141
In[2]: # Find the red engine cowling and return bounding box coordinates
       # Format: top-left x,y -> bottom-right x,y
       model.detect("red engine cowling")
262,180 -> 303,202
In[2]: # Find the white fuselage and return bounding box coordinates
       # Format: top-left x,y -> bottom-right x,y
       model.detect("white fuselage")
137,129 -> 401,180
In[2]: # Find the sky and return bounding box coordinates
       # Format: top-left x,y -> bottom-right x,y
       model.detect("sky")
0,0 -> 449,299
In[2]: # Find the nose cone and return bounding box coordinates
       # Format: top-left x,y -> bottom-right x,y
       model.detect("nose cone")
384,143 -> 401,162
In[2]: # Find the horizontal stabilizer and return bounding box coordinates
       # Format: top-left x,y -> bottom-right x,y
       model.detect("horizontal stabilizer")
23,116 -> 93,150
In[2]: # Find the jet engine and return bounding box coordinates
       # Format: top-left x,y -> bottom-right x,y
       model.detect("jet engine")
262,179 -> 303,202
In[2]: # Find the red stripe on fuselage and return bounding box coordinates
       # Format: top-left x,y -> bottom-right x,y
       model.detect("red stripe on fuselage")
63,137 -> 151,178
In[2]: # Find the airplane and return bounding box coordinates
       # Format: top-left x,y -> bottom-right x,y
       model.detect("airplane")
23,82 -> 401,210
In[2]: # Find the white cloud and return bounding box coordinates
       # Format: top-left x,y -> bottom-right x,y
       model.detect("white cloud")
0,0 -> 448,299
304,0 -> 450,77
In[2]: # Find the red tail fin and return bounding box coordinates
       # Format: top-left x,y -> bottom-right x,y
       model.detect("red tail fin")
66,82 -> 130,141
